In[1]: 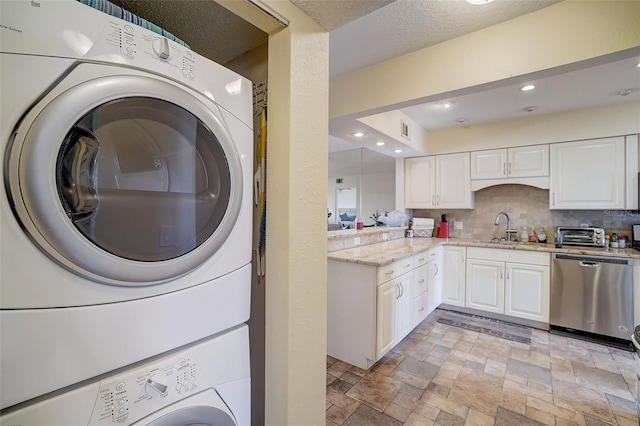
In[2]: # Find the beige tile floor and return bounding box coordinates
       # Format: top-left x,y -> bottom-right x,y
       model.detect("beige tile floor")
326,309 -> 640,426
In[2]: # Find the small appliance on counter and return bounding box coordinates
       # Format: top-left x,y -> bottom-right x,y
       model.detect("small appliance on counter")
633,224 -> 640,250
436,214 -> 449,238
554,226 -> 605,247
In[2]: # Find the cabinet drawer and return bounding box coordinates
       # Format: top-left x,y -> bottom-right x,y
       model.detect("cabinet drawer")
413,251 -> 430,268
413,264 -> 429,298
378,257 -> 414,283
412,292 -> 430,326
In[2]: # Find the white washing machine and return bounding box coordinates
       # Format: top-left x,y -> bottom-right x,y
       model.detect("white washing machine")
0,325 -> 250,426
0,0 -> 252,410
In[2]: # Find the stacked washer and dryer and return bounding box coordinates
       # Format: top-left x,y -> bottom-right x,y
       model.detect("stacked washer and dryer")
0,1 -> 252,424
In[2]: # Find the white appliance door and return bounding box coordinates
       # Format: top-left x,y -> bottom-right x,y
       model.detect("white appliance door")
132,389 -> 238,426
7,73 -> 243,285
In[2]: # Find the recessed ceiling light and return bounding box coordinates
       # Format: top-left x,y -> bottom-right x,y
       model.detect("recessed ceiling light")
636,63 -> 640,68
618,89 -> 635,97
376,141 -> 386,146
443,102 -> 452,109
456,118 -> 466,123
351,132 -> 365,137
466,0 -> 493,4
394,149 -> 403,153
523,106 -> 538,112
521,85 -> 535,92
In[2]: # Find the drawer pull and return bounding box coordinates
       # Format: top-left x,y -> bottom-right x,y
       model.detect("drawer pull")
418,279 -> 425,284
405,263 -> 411,268
386,270 -> 394,275
418,307 -> 424,312
418,257 -> 425,262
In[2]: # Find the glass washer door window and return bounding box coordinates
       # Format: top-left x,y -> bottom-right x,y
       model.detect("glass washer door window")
57,97 -> 231,262
9,74 -> 243,285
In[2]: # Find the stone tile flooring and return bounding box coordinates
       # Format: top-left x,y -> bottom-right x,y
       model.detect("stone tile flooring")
326,309 -> 639,426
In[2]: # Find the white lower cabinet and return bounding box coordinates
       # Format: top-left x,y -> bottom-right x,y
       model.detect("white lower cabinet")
412,247 -> 442,326
466,258 -> 504,314
442,246 -> 466,307
328,248 -> 446,369
465,247 -> 550,322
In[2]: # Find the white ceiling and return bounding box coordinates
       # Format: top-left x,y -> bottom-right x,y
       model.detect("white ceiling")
106,0 -> 640,157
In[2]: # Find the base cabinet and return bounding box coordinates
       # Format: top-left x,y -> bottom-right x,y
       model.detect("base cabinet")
443,246 -> 466,307
465,248 -> 550,322
328,249 -> 442,370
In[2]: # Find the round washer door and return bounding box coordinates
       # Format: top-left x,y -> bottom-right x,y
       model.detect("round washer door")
132,389 -> 238,426
7,74 -> 243,286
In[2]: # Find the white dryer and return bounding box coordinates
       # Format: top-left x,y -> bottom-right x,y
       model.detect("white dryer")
0,0 -> 253,409
0,325 -> 251,426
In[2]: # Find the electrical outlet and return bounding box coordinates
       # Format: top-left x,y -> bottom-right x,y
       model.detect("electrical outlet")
354,237 -> 361,246
382,233 -> 388,241
454,221 -> 463,230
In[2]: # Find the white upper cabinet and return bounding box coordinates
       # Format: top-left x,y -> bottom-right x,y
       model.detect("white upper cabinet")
405,156 -> 435,209
550,137 -> 625,209
406,153 -> 473,209
470,145 -> 549,190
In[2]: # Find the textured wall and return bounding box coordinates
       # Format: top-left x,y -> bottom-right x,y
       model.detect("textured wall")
413,184 -> 639,242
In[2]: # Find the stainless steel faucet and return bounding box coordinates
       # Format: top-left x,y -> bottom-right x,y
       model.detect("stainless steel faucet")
494,211 -> 515,241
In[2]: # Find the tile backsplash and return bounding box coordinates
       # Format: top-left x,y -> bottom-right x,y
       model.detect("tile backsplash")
413,184 -> 639,242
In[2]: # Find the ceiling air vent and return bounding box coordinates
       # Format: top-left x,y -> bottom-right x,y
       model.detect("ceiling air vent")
400,119 -> 410,140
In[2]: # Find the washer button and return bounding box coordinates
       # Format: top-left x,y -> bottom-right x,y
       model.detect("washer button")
116,382 -> 126,391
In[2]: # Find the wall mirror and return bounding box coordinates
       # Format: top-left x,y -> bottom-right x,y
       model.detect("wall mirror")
328,148 -> 396,230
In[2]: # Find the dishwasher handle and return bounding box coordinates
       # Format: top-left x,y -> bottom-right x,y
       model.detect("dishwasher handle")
578,261 -> 600,268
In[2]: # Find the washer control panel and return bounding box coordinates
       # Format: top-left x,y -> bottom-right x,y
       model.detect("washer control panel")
95,18 -> 197,82
89,351 -> 202,425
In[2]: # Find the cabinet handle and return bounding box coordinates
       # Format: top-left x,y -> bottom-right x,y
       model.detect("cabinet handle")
437,195 -> 440,206
418,307 -> 424,312
552,193 -> 556,206
386,270 -> 394,275
503,162 -> 506,175
396,284 -> 400,299
419,279 -> 425,284
432,195 -> 435,207
508,162 -> 512,175
500,268 -> 503,279
461,253 -> 465,263
418,257 -> 425,262
507,267 -> 511,280
400,282 -> 404,298
434,264 -> 439,276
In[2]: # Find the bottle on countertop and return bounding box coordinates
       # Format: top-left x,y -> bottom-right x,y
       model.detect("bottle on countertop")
537,228 -> 547,243
529,227 -> 537,242
520,226 -> 529,242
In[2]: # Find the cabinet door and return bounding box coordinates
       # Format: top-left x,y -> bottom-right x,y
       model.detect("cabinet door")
508,145 -> 549,178
427,256 -> 443,313
466,259 -> 504,314
376,280 -> 396,360
442,246 -> 466,307
405,156 -> 436,208
396,273 -> 413,342
550,137 -> 625,209
505,263 -> 550,322
471,149 -> 507,180
436,152 -> 473,208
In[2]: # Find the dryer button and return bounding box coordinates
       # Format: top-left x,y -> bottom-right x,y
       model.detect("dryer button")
116,382 -> 126,391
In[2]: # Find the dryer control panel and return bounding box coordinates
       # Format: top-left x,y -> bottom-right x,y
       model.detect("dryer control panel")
89,349 -> 203,425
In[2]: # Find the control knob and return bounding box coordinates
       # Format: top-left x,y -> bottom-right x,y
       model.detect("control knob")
146,373 -> 168,396
152,37 -> 171,60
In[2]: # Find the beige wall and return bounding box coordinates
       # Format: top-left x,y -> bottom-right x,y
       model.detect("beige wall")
330,1 -> 640,120
263,2 -> 329,425
425,100 -> 640,155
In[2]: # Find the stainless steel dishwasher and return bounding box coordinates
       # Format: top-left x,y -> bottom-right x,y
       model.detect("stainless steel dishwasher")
550,253 -> 634,342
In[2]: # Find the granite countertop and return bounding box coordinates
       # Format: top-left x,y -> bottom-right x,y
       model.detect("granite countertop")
327,237 -> 640,267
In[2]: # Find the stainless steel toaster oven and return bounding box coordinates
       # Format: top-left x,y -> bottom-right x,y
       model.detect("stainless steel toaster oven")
556,226 -> 605,247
